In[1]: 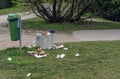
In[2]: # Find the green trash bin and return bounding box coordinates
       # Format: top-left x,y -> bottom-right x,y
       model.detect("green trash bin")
7,14 -> 21,41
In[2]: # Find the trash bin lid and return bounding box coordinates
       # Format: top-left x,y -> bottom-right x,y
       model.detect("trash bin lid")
8,14 -> 20,20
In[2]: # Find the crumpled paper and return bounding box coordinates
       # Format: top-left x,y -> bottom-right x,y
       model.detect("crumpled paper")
7,57 -> 12,61
34,54 -> 47,58
75,53 -> 80,57
27,73 -> 31,77
56,54 -> 65,59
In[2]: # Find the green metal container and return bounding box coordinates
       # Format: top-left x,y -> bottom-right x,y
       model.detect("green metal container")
7,14 -> 20,41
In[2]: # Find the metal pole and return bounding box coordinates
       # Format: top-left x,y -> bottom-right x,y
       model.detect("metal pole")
51,33 -> 53,47
19,17 -> 22,50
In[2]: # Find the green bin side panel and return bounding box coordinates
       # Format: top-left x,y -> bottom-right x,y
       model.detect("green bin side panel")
9,20 -> 20,41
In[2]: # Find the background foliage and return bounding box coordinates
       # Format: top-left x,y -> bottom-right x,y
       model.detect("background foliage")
0,0 -> 13,9
91,0 -> 120,22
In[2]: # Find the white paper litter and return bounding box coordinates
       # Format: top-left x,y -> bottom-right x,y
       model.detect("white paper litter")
60,54 -> 65,58
47,32 -> 51,35
75,53 -> 80,57
27,73 -> 31,77
56,55 -> 60,58
34,54 -> 47,58
7,57 -> 12,61
63,48 -> 68,51
57,45 -> 64,49
27,51 -> 34,54
56,54 -> 65,59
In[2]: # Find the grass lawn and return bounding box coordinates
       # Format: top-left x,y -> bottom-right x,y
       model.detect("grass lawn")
22,18 -> 120,31
0,41 -> 120,79
0,2 -> 29,15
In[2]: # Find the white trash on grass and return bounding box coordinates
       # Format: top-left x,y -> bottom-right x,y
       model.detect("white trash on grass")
63,48 -> 68,51
7,57 -> 12,61
56,54 -> 66,59
34,54 -> 47,58
27,51 -> 35,54
75,53 -> 80,57
27,73 -> 31,77
57,45 -> 64,49
56,55 -> 60,58
60,54 -> 65,58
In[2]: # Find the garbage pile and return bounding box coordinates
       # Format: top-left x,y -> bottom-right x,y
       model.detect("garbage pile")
26,30 -> 80,59
26,43 -> 80,59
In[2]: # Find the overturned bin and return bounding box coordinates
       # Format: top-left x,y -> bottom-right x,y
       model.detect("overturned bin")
36,30 -> 55,49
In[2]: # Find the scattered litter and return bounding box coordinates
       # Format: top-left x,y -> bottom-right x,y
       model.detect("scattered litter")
56,55 -> 60,58
37,48 -> 46,55
56,54 -> 65,59
34,54 -> 47,58
27,51 -> 35,54
27,51 -> 35,57
63,48 -> 68,51
27,45 -> 32,48
75,53 -> 80,57
47,32 -> 51,35
34,48 -> 47,58
7,57 -> 12,61
27,73 -> 31,77
29,53 -> 35,57
60,54 -> 65,58
50,45 -> 57,50
50,47 -> 56,50
27,48 -> 48,58
57,44 -> 64,49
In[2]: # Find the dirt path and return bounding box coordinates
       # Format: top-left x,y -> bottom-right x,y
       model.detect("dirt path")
73,30 -> 120,41
1,26 -> 120,50
0,12 -> 120,50
0,26 -> 80,50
